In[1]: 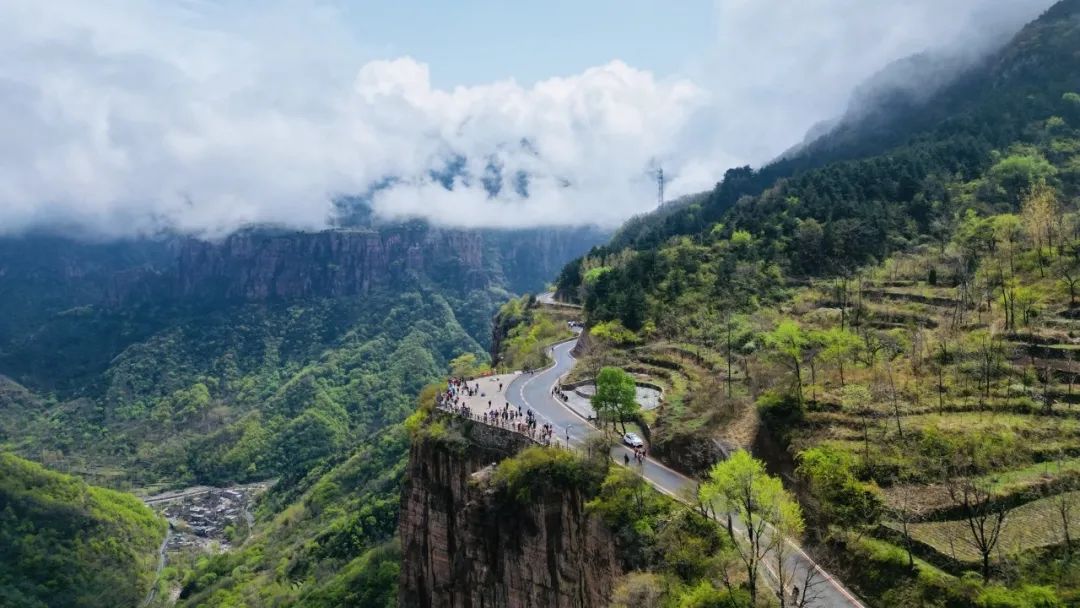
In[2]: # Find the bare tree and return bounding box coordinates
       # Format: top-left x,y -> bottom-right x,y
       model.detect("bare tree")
881,334 -> 906,440
935,337 -> 952,414
1050,456 -> 1076,552
1056,487 -> 1075,552
772,501 -> 806,608
968,331 -> 1005,406
789,556 -> 834,608
948,474 -> 1007,582
890,483 -> 925,570
835,276 -> 850,331
721,310 -> 740,398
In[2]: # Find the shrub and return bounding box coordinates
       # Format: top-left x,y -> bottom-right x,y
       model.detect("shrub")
976,584 -> 1060,608
591,320 -> 642,346
756,390 -> 804,432
676,581 -> 751,608
492,447 -> 599,503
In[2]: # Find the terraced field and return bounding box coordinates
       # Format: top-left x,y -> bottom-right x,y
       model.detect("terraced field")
761,239 -> 1080,587
901,491 -> 1079,563
573,235 -> 1080,587
568,328 -> 759,471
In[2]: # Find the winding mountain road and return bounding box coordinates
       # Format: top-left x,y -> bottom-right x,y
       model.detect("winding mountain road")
536,291 -> 582,309
506,338 -> 866,608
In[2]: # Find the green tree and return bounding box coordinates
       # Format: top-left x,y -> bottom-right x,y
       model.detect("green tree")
794,218 -> 825,268
172,382 -> 211,420
797,447 -> 883,539
816,327 -> 860,388
592,367 -> 640,434
772,495 -> 808,608
989,150 -> 1057,207
621,287 -> 647,331
765,320 -> 808,404
1023,182 -> 1062,274
449,352 -> 481,377
699,450 -> 803,606
991,213 -> 1023,275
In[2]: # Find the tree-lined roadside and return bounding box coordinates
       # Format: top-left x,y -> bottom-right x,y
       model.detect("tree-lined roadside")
506,339 -> 867,607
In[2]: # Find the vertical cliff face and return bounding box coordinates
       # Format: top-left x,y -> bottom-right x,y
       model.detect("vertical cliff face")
174,227 -> 491,301
169,226 -> 609,303
482,227 -> 611,295
0,225 -> 609,313
399,419 -> 620,608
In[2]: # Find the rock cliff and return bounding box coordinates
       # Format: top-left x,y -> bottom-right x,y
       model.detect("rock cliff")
399,416 -> 620,608
174,227 -> 491,301
0,225 -> 608,312
165,225 -> 608,303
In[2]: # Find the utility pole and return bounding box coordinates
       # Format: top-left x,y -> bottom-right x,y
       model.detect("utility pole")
657,167 -> 665,208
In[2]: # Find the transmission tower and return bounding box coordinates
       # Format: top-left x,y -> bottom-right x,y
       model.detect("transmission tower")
657,167 -> 665,208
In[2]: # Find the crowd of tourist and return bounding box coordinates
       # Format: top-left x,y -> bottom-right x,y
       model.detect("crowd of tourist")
624,446 -> 648,465
436,377 -> 556,444
435,376 -> 637,457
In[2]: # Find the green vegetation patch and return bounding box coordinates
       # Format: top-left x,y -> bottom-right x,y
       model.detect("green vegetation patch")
493,294 -> 577,371
491,446 -> 602,503
175,426 -> 408,607
0,452 -> 167,608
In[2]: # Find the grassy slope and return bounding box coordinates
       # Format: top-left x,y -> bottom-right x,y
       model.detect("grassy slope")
904,491 -> 1080,562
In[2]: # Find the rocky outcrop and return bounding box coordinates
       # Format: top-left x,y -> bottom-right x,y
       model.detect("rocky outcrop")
163,226 -> 607,303
488,295 -> 535,365
483,227 -> 609,296
2,225 -> 608,310
399,416 -> 620,608
173,227 -> 491,301
650,432 -> 727,478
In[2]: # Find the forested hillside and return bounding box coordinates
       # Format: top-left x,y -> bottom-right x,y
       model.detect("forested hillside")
0,223 -> 604,489
6,2 -> 1080,607
2,287 -> 491,490
0,453 -> 167,608
555,1 -> 1080,604
171,425 -> 408,607
574,0 -> 1080,261
0,223 -> 600,606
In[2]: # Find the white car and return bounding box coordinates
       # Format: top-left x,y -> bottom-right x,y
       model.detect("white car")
622,432 -> 644,448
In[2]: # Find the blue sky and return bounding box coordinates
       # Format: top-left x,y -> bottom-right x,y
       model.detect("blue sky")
342,0 -> 714,87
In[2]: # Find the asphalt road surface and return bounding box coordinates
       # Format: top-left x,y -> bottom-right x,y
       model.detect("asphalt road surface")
506,338 -> 866,608
536,291 -> 582,308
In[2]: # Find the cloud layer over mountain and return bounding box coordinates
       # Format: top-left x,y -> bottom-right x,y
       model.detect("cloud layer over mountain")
0,0 -> 1056,237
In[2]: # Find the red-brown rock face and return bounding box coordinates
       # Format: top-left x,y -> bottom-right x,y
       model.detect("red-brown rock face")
399,419 -> 620,608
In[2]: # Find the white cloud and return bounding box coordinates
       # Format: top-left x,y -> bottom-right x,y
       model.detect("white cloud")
663,0 -> 1057,196
0,0 -> 1057,237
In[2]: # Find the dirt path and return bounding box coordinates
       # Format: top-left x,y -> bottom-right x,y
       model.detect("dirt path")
140,525 -> 172,608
